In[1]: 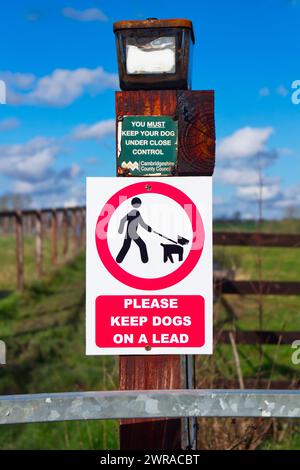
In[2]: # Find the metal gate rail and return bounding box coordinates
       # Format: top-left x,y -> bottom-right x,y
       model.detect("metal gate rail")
0,389 -> 300,425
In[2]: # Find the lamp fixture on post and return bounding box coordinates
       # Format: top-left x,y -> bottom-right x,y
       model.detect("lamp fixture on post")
113,18 -> 195,91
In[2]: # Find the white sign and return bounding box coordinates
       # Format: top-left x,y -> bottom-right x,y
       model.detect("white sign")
86,177 -> 212,355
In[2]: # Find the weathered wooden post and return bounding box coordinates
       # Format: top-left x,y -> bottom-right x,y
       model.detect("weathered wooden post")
62,209 -> 69,257
15,210 -> 24,290
51,209 -> 58,266
72,210 -> 78,253
82,208 -> 86,249
79,208 -> 84,250
86,17 -> 215,452
35,210 -> 43,278
113,18 -> 215,450
3,215 -> 9,235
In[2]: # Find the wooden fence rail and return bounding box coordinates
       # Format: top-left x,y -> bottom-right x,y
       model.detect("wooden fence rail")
0,212 -> 299,296
213,230 -> 300,390
215,279 -> 300,296
213,231 -> 300,248
1,212 -> 300,347
0,206 -> 85,290
217,330 -> 300,345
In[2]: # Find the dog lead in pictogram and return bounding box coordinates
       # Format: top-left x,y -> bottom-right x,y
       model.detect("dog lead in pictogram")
116,197 -> 189,264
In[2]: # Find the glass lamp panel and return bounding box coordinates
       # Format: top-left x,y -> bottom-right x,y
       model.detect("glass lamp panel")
126,36 -> 176,75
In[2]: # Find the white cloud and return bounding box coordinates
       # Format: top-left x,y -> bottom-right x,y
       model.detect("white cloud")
0,71 -> 36,90
276,85 -> 289,97
26,11 -> 41,22
0,134 -> 84,207
27,181 -> 85,209
85,156 -> 98,165
215,168 -> 260,186
72,119 -> 115,140
273,184 -> 300,209
259,87 -> 270,97
69,163 -> 81,178
63,198 -> 78,208
277,147 -> 293,156
13,180 -> 34,194
214,125 -> 288,217
217,126 -> 274,160
215,168 -> 281,187
62,7 -> 108,22
0,137 -> 58,182
12,163 -> 83,197
237,184 -> 280,201
259,85 -> 290,98
0,67 -> 118,107
213,196 -> 223,205
0,117 -> 20,131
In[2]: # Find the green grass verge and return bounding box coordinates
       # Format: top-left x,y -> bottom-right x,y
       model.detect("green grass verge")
0,253 -> 119,450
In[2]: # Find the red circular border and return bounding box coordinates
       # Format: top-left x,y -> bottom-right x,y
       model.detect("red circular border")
95,181 -> 204,290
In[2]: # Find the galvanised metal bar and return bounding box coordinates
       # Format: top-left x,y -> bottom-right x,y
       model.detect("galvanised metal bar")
0,389 -> 300,425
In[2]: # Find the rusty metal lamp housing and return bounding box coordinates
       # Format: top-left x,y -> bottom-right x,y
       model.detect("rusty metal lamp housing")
113,18 -> 195,91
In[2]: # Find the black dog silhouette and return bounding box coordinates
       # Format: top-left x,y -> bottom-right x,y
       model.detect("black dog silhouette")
160,243 -> 183,263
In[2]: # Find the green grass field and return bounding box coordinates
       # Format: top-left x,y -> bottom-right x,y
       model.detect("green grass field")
0,221 -> 299,449
0,249 -> 119,449
0,233 -> 78,291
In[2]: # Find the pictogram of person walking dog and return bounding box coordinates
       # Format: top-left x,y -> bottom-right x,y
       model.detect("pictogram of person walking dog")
116,197 -> 189,264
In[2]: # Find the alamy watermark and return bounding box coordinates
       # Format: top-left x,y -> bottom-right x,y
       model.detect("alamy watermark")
291,80 -> 300,105
0,340 -> 6,365
291,340 -> 300,365
0,80 -> 6,104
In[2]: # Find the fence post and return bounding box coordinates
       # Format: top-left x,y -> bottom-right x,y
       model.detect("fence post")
15,210 -> 24,290
79,208 -> 84,250
51,209 -> 58,266
35,210 -> 43,278
72,210 -> 78,253
62,209 -> 69,257
3,216 -> 9,235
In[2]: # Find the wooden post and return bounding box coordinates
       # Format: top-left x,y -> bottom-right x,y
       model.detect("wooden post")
120,356 -> 182,450
78,209 -> 82,250
35,211 -> 43,278
3,216 -> 9,235
117,90 -> 215,450
79,209 -> 85,250
15,211 -> 24,290
30,213 -> 35,236
72,210 -> 78,253
51,209 -> 58,266
62,209 -> 69,257
117,91 -> 181,450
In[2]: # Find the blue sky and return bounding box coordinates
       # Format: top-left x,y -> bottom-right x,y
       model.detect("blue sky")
0,0 -> 299,218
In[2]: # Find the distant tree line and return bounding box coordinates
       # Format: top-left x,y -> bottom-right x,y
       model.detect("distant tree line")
0,194 -> 32,211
